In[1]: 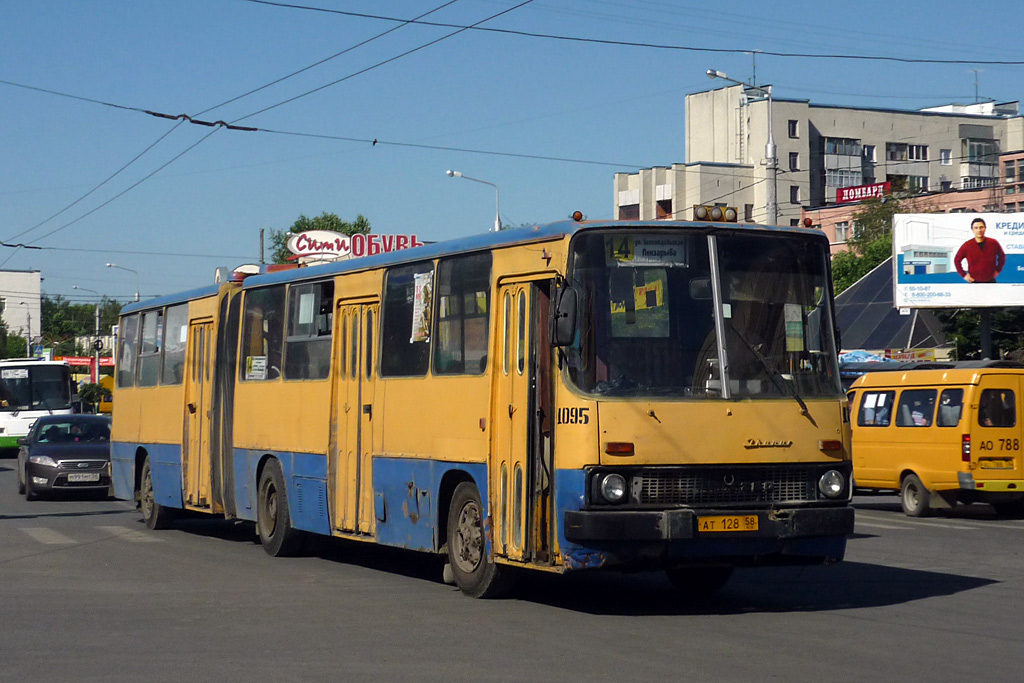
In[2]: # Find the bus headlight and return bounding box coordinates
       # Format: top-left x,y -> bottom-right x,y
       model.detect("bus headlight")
818,470 -> 846,498
599,473 -> 627,503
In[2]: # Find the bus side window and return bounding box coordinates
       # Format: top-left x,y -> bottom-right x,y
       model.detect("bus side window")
896,389 -> 936,427
116,314 -> 140,389
858,390 -> 894,427
979,389 -> 1016,427
937,388 -> 964,427
240,286 -> 286,381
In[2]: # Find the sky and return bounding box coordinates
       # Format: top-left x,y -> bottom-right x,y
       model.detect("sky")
3,0 -> 1024,304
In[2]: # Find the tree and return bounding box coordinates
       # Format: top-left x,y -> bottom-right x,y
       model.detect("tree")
830,197 -> 902,295
77,382 -> 111,413
268,212 -> 371,264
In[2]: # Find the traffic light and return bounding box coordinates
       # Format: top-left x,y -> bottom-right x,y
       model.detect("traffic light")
693,205 -> 738,222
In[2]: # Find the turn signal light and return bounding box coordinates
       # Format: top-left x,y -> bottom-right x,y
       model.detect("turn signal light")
962,434 -> 971,462
604,442 -> 635,456
819,439 -> 843,452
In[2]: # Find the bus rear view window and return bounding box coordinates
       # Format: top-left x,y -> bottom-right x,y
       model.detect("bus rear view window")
979,389 -> 1016,427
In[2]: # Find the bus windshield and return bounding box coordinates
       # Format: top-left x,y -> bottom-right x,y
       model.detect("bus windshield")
564,230 -> 841,399
0,364 -> 73,411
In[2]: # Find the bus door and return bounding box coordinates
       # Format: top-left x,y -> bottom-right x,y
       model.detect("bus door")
183,320 -> 214,508
972,376 -> 1024,481
330,300 -> 379,534
493,280 -> 553,563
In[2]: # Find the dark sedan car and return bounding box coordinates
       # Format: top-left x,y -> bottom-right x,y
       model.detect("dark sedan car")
17,415 -> 112,500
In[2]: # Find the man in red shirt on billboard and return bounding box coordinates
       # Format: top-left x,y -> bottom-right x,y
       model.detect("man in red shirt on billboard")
954,217 -> 1005,283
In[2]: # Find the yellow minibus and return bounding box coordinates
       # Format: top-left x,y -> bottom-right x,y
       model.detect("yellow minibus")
850,364 -> 1024,516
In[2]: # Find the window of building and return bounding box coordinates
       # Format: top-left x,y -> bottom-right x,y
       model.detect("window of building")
908,145 -> 928,161
790,185 -> 800,204
161,304 -> 188,385
825,168 -> 862,188
283,280 -> 334,380
909,175 -> 929,192
835,222 -> 850,243
941,180 -> 953,191
858,390 -> 895,427
979,389 -> 1016,427
1006,161 -> 1017,183
434,253 -> 491,375
863,145 -> 876,163
116,314 -> 139,389
886,143 -> 908,161
788,120 -> 799,138
137,309 -> 163,387
744,204 -> 754,222
887,174 -> 908,191
1007,185 -> 1016,196
940,149 -> 952,165
790,219 -> 800,226
964,139 -> 998,163
240,286 -> 286,381
824,137 -> 861,156
655,199 -> 672,219
896,389 -> 937,427
618,204 -> 639,220
962,176 -> 997,190
788,152 -> 799,171
381,262 -> 434,377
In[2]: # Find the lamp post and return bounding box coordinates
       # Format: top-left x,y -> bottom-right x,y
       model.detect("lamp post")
106,263 -> 140,302
73,286 -> 102,384
706,69 -> 778,226
18,301 -> 30,357
446,170 -> 501,232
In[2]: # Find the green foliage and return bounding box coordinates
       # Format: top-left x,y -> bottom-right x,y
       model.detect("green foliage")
832,232 -> 893,295
849,197 -> 902,250
77,382 -> 111,408
40,295 -> 121,357
268,212 -> 371,264
937,308 -> 1024,360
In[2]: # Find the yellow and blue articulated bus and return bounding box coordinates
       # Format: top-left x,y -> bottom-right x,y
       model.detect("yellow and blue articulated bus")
111,218 -> 853,597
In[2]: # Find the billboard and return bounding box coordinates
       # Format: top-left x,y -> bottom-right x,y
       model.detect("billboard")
893,213 -> 1024,308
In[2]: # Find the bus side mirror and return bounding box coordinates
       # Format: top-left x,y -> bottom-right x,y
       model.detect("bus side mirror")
551,285 -> 578,347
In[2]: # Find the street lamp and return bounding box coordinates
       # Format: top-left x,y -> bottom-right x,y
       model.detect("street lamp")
106,263 -> 140,302
446,170 -> 501,232
74,286 -> 103,384
18,301 -> 31,357
706,69 -> 778,226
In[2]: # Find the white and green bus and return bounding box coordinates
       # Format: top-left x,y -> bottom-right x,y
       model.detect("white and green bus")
0,359 -> 75,449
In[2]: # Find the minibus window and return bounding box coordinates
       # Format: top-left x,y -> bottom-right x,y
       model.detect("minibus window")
896,389 -> 936,427
937,389 -> 964,427
858,390 -> 894,427
979,389 -> 1016,427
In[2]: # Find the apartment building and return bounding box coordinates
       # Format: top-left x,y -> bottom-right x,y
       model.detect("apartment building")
614,85 -> 1024,228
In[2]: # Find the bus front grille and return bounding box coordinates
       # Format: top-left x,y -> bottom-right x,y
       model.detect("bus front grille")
635,467 -> 816,506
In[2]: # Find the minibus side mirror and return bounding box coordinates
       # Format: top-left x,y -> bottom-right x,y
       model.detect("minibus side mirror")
551,285 -> 578,347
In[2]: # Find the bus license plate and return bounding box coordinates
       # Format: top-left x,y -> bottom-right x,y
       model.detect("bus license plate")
68,473 -> 100,483
698,515 -> 759,533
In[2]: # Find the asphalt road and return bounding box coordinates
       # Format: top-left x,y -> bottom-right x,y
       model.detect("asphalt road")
2,454 -> 1022,683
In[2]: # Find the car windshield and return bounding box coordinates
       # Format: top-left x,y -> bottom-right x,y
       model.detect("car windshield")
0,365 -> 72,411
563,230 -> 841,399
37,420 -> 110,443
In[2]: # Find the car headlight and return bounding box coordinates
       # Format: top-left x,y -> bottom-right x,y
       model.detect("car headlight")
818,470 -> 846,498
599,473 -> 627,503
29,455 -> 58,467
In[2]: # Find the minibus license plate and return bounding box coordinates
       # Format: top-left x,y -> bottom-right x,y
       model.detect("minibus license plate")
698,515 -> 758,533
68,473 -> 100,483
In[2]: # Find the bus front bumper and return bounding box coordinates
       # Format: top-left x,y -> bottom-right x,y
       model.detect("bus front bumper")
564,505 -> 854,543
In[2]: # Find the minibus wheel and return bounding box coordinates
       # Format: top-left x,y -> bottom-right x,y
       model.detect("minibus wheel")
257,459 -> 304,557
665,566 -> 734,595
446,481 -> 514,598
900,473 -> 931,517
140,456 -> 176,529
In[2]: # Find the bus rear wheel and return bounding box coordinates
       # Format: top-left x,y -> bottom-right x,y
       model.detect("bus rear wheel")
900,473 -> 931,517
140,456 -> 175,530
665,566 -> 734,595
257,459 -> 304,557
446,482 -> 513,598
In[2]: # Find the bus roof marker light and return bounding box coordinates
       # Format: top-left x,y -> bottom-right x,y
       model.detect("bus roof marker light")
571,211 -> 584,222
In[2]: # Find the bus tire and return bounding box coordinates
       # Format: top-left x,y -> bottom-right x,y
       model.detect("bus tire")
446,481 -> 513,599
665,566 -> 734,595
900,473 -> 931,517
140,456 -> 176,530
257,459 -> 304,557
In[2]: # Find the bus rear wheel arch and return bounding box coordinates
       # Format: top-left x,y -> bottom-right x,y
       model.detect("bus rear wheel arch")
256,457 -> 304,557
900,472 -> 931,517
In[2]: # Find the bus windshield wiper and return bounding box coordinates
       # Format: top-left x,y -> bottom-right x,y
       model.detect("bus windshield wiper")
730,324 -> 809,415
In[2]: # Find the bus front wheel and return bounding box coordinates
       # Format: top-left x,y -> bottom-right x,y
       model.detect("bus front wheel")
900,473 -> 931,517
140,456 -> 176,530
446,482 -> 513,599
257,459 -> 304,557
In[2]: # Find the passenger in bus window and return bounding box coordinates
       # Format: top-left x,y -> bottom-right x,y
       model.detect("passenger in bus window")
937,391 -> 963,426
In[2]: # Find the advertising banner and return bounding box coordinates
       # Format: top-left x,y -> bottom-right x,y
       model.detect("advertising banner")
837,181 -> 890,204
893,213 -> 1024,308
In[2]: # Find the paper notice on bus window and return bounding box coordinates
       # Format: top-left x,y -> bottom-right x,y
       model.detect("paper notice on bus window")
784,303 -> 803,352
1,369 -> 28,379
298,291 -> 315,325
246,356 -> 267,380
864,393 -> 878,409
411,271 -> 433,343
605,236 -> 688,267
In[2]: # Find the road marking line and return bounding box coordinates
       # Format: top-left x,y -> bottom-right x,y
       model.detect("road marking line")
96,526 -> 161,543
20,527 -> 75,544
855,520 -> 908,530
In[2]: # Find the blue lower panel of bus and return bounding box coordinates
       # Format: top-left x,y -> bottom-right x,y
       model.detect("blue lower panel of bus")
372,457 -> 487,553
109,441 -> 183,509
232,449 -> 330,536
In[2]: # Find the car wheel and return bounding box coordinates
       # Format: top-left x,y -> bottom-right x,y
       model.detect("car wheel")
256,459 -> 304,557
446,481 -> 514,598
900,473 -> 931,517
17,463 -> 25,495
25,474 -> 38,501
140,456 -> 176,530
